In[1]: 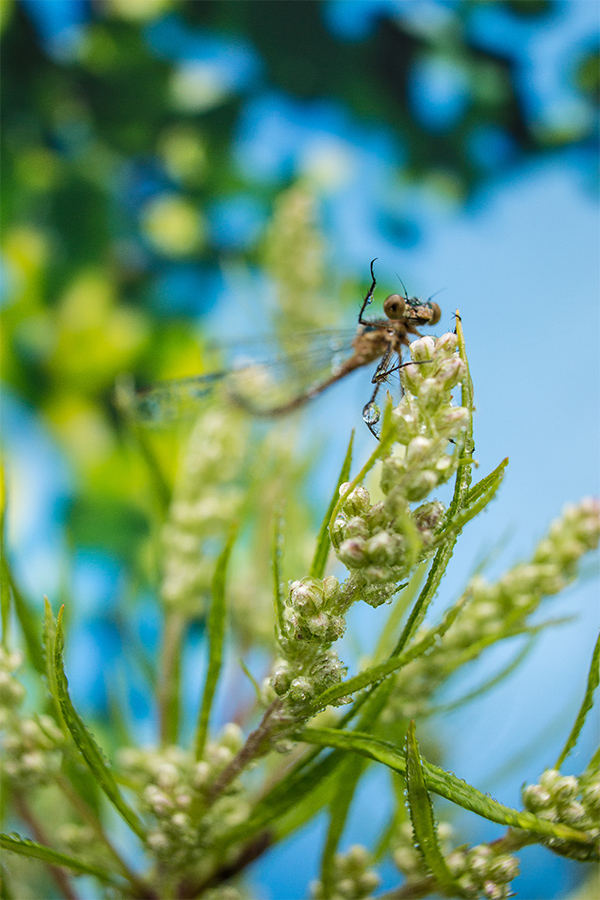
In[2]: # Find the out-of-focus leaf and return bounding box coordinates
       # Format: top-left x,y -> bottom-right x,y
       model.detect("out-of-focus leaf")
47,606 -> 146,841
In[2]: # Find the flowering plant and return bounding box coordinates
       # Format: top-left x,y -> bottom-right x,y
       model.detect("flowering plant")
2,300 -> 598,899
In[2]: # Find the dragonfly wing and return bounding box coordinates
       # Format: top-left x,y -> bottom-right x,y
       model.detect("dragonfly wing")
223,331 -> 360,415
118,372 -> 227,424
121,329 -> 359,425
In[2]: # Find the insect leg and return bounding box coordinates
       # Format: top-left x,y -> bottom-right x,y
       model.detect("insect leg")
378,358 -> 431,378
358,258 -> 378,324
362,379 -> 384,438
370,345 -> 395,385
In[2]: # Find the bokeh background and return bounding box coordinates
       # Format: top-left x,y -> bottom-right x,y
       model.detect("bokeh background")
1,1 -> 599,898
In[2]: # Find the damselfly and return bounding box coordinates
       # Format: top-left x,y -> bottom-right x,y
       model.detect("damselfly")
121,261 -> 441,437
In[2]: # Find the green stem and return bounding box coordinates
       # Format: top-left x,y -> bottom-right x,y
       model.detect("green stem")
158,611 -> 185,746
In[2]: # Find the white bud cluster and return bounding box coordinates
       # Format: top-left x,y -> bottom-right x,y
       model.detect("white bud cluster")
0,648 -> 64,787
273,335 -> 467,714
160,411 -> 246,613
271,576 -> 349,713
56,823 -> 114,871
2,713 -> 64,787
331,334 -> 467,595
0,648 -> 26,727
393,820 -> 519,897
310,844 -> 380,899
389,497 -> 600,718
118,725 -> 247,873
446,843 -> 519,899
522,768 -> 600,860
392,820 -> 454,880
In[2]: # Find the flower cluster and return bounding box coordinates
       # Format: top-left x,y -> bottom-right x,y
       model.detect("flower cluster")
389,496 -> 600,717
272,333 -> 468,712
56,823 -> 114,872
161,410 -> 247,614
522,768 -> 600,861
264,184 -> 329,334
118,725 -> 248,875
392,820 -> 454,880
331,333 -> 468,604
0,648 -> 63,787
310,845 -> 380,900
270,576 -> 348,712
445,843 -> 520,900
394,821 -> 519,900
0,647 -> 26,723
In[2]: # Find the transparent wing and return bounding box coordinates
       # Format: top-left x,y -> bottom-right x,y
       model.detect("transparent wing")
119,328 -> 361,426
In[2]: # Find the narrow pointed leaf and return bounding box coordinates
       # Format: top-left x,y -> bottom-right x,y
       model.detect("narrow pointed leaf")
195,526 -> 237,759
555,631 -> 600,770
405,721 -> 463,895
464,458 -> 509,512
307,595 -> 468,715
437,458 -> 507,544
214,748 -> 343,852
320,753 -> 366,896
271,502 -> 286,638
50,608 -> 146,840
311,431 -> 353,579
0,833 -> 124,887
299,728 -> 592,845
432,637 -> 535,714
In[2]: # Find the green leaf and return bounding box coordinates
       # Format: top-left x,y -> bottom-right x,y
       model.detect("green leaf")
0,464 -> 10,643
43,598 -> 65,731
0,862 -> 14,900
431,636 -> 536,714
555,631 -> 600,770
194,526 -> 237,759
48,607 -> 146,841
310,431 -> 353,579
238,656 -> 262,702
0,833 -> 124,887
299,727 -> 593,845
464,457 -> 509,512
271,501 -> 286,638
373,565 -> 425,663
0,489 -> 44,672
214,747 -> 343,852
328,408 -> 396,529
307,594 -> 468,715
437,457 -> 507,546
405,721 -> 463,895
583,747 -> 600,784
320,753 -> 366,897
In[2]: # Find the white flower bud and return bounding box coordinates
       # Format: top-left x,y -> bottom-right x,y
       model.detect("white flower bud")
343,516 -> 368,539
337,538 -> 367,566
411,336 -> 435,361
418,377 -> 442,411
436,405 -> 470,437
339,485 -> 370,516
434,332 -> 459,355
435,356 -> 465,390
401,363 -> 424,394
406,436 -> 433,463
405,470 -> 438,501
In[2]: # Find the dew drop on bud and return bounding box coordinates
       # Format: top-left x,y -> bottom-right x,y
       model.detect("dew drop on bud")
363,401 -> 380,426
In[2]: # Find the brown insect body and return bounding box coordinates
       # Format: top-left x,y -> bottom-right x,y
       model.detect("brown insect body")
246,261 -> 441,436
128,261 -> 441,434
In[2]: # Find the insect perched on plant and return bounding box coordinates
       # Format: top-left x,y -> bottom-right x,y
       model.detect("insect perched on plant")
121,260 -> 441,437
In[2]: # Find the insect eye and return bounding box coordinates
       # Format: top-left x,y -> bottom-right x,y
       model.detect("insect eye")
383,293 -> 406,320
429,303 -> 441,326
